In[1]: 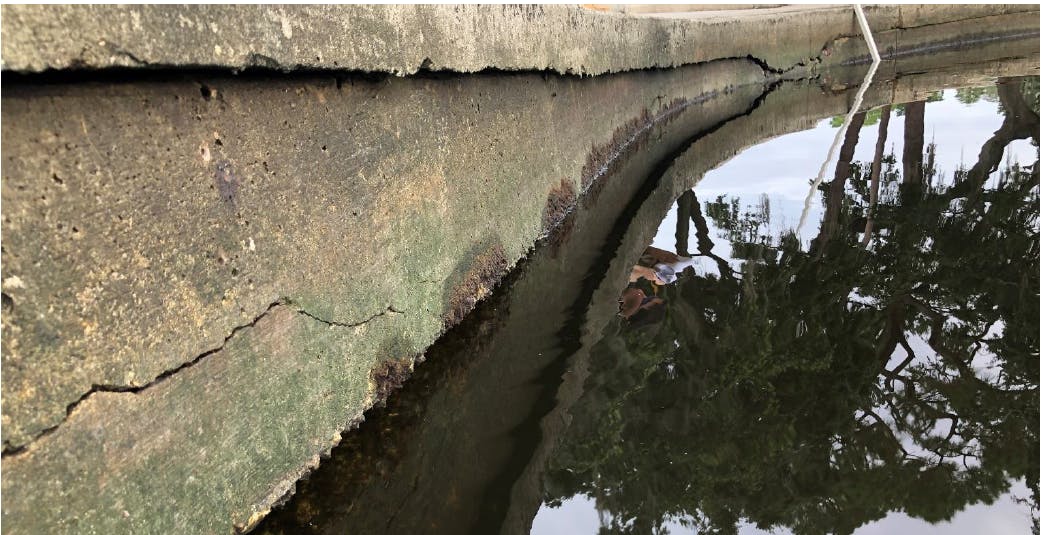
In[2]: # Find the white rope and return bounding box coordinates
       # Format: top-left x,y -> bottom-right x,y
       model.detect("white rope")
796,4 -> 882,239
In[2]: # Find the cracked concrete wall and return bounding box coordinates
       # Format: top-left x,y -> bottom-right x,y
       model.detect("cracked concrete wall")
0,59 -> 766,455
1,5 -> 1037,75
2,56 -> 771,534
4,303 -> 404,532
0,4 -> 1038,534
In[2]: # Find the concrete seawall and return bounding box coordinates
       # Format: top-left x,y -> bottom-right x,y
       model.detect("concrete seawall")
1,5 -> 1038,533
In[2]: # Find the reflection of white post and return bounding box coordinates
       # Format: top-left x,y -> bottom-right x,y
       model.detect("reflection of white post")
796,4 -> 883,239
855,3 -> 882,64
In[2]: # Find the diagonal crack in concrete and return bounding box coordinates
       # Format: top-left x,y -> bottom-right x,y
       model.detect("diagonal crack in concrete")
1,300 -> 403,457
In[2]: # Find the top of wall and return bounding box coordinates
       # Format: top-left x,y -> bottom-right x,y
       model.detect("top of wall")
1,4 -> 1036,76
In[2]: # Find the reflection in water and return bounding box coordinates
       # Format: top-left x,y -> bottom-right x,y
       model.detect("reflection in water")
548,77 -> 1039,534
257,76 -> 1039,535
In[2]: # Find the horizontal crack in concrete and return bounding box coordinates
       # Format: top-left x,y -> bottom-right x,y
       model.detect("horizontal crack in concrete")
293,304 -> 404,327
893,9 -> 1040,31
1,300 -> 403,458
105,42 -> 149,66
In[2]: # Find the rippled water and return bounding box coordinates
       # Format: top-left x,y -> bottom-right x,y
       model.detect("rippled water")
258,76 -> 1039,535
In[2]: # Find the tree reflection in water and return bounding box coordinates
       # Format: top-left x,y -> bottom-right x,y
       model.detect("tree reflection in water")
544,77 -> 1040,535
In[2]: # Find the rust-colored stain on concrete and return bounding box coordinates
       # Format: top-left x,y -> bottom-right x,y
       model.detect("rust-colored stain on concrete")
541,178 -> 577,235
444,244 -> 508,330
369,358 -> 413,409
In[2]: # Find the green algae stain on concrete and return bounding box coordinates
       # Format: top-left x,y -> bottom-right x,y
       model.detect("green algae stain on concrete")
1,305 -> 414,534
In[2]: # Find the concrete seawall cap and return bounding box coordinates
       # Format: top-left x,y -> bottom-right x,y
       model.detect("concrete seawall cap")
1,4 -> 1038,76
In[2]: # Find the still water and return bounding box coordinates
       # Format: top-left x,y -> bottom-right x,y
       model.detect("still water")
258,76 -> 1039,535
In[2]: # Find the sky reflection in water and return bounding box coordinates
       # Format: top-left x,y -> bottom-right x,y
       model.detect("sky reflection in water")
535,82 -> 1039,535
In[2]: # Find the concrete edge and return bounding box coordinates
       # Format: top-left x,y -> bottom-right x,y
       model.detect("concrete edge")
1,4 -> 1037,76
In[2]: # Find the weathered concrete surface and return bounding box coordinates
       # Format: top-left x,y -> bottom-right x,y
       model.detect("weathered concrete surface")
1,58 -> 768,534
1,5 -> 1037,75
1,5 -> 1038,535
3,304 -> 402,533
